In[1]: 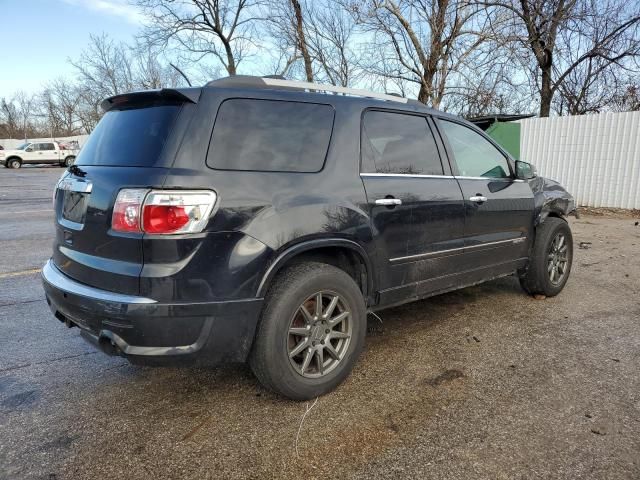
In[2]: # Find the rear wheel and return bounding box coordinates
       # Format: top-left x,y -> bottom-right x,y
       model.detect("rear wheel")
249,262 -> 366,400
64,156 -> 75,167
520,217 -> 573,296
7,158 -> 21,169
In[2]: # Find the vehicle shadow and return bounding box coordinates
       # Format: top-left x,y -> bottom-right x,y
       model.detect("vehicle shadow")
98,274 -> 525,403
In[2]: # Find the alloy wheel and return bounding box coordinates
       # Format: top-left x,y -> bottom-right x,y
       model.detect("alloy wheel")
287,291 -> 352,378
547,233 -> 569,285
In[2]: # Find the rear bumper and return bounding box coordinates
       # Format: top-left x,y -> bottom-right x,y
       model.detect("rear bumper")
41,260 -> 263,366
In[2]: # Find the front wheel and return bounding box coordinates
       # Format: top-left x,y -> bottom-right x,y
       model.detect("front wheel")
249,262 -> 366,400
520,217 -> 573,296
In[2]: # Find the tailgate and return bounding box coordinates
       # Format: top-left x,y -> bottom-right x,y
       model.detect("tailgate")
50,90 -> 198,295
52,166 -> 169,295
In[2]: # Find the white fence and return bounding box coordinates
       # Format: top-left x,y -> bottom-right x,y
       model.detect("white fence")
520,111 -> 640,209
0,135 -> 90,150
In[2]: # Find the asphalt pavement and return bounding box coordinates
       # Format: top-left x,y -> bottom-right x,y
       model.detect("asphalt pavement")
1,166 -> 639,479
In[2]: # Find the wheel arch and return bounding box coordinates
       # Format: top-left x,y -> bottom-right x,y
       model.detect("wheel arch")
536,209 -> 567,225
523,210 -> 571,275
256,239 -> 374,305
5,156 -> 23,168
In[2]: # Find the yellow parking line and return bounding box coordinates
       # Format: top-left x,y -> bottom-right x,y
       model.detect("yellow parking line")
0,268 -> 42,279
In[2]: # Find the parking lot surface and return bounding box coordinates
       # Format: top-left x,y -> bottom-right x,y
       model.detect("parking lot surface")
1,167 -> 639,479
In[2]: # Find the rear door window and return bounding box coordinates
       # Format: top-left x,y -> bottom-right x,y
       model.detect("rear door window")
75,104 -> 181,167
207,99 -> 334,172
361,111 -> 444,175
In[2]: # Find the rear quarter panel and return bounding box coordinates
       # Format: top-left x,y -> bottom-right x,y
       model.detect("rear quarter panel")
149,88 -> 375,301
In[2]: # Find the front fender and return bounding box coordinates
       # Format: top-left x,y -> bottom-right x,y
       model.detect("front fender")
529,176 -> 576,225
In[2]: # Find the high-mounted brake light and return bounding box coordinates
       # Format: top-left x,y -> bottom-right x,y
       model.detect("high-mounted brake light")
111,189 -> 216,234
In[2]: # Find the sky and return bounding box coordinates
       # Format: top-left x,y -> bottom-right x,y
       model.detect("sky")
0,0 -> 143,96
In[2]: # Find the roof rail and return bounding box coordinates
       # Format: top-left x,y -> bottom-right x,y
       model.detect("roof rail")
206,75 -> 409,104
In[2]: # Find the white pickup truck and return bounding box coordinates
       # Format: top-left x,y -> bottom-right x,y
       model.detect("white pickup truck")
1,141 -> 80,169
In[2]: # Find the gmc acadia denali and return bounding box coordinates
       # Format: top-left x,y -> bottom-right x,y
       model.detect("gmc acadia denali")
42,76 -> 576,400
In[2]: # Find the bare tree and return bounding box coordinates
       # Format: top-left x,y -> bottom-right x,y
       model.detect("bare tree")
266,0 -> 358,86
14,91 -> 36,140
0,97 -> 20,138
39,79 -> 83,137
131,40 -> 187,89
68,34 -> 189,132
307,2 -> 359,86
71,33 -> 135,100
136,0 -> 265,76
74,86 -> 104,134
266,0 -> 314,80
69,34 -> 136,133
610,82 -> 640,111
444,57 -> 534,116
345,0 -> 491,107
291,0 -> 315,81
0,92 -> 43,139
553,57 -> 619,115
484,0 -> 640,116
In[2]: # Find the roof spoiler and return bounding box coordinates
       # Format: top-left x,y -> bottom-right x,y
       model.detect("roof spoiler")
100,87 -> 202,112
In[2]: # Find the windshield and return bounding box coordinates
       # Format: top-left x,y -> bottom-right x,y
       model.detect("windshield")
76,104 -> 182,167
15,143 -> 29,150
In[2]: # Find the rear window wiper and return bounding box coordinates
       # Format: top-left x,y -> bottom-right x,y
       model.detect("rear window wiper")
68,164 -> 87,177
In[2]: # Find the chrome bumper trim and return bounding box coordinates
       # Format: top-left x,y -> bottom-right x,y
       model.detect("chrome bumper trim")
41,260 -> 156,304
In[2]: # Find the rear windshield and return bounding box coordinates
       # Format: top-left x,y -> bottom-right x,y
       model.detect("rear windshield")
75,104 -> 181,167
207,99 -> 334,172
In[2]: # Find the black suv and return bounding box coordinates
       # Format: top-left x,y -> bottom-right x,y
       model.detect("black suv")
42,76 -> 575,400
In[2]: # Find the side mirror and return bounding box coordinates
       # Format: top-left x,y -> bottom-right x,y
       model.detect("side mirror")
515,160 -> 537,180
25,147 -> 33,152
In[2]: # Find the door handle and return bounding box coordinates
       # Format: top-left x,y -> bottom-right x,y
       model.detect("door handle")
375,198 -> 402,206
469,195 -> 487,203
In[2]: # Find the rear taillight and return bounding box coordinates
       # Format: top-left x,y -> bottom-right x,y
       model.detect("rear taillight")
142,191 -> 217,234
143,205 -> 190,233
111,189 -> 216,234
112,189 -> 147,232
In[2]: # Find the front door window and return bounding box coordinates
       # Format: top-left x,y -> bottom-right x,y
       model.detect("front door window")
439,120 -> 511,178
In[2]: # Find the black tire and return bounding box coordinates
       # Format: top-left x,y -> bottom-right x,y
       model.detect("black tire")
249,262 -> 366,401
520,217 -> 573,296
64,156 -> 75,167
7,158 -> 22,169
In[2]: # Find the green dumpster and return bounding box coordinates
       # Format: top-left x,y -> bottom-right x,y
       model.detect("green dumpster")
467,114 -> 535,160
